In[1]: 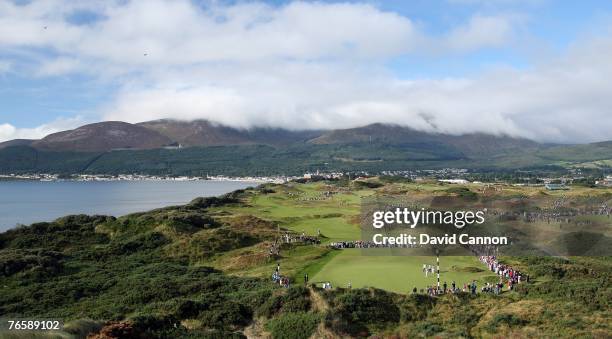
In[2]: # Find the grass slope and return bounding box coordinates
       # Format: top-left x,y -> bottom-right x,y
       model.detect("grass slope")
0,180 -> 610,338
1,139 -> 611,175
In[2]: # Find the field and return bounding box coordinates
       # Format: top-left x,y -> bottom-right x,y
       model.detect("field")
207,179 -> 611,288
1,178 -> 610,338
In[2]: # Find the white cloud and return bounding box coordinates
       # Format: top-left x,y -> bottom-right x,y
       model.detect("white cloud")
36,57 -> 81,76
448,0 -> 546,6
0,0 -> 419,67
443,14 -> 521,52
1,0 -> 611,143
0,0 -> 522,74
0,59 -> 10,73
0,116 -> 85,142
103,34 -> 612,143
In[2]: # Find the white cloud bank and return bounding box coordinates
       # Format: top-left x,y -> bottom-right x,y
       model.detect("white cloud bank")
0,59 -> 10,74
104,33 -> 612,143
0,0 -> 611,143
0,117 -> 85,142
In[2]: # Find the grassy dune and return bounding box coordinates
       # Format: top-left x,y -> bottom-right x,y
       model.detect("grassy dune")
1,180 -> 610,338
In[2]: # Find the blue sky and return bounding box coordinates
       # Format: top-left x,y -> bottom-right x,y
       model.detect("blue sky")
1,0 -> 612,142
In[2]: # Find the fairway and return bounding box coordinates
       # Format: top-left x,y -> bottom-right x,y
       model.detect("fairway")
284,216 -> 361,243
311,249 -> 497,294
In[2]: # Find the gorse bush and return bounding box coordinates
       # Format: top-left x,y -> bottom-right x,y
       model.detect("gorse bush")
257,286 -> 311,318
0,216 -> 111,250
0,250 -> 63,277
265,312 -> 321,339
397,294 -> 436,322
199,300 -> 252,330
324,288 -> 401,336
445,186 -> 478,200
485,313 -> 527,332
63,319 -> 104,337
0,209 -> 274,336
352,180 -> 384,189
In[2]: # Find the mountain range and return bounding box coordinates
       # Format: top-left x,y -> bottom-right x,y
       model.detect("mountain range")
0,119 -> 539,154
0,119 -> 610,175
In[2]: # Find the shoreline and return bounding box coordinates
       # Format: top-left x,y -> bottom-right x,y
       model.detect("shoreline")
0,174 -> 285,183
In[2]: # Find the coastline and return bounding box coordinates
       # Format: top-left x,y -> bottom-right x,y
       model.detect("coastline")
0,173 -> 287,183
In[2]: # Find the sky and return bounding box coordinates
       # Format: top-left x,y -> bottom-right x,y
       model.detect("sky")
1,0 -> 612,143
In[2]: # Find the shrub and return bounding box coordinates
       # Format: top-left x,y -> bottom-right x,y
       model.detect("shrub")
199,300 -> 252,330
398,294 -> 436,322
111,232 -> 169,255
63,319 -> 104,337
352,180 -> 383,189
414,322 -> 444,336
485,313 -> 527,332
166,213 -> 219,229
189,228 -> 259,257
174,299 -> 207,318
257,286 -> 311,318
131,314 -> 180,332
265,312 -> 321,339
324,288 -> 400,336
0,250 -> 63,277
379,175 -> 413,184
188,195 -> 238,209
445,187 -> 478,200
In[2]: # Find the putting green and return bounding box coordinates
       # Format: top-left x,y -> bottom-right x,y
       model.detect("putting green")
310,249 -> 497,294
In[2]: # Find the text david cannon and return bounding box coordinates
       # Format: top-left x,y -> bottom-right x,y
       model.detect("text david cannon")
372,233 -> 508,245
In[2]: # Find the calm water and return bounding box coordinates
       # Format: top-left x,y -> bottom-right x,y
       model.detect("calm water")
0,180 -> 259,232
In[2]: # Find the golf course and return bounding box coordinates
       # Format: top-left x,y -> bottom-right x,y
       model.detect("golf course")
310,251 -> 496,293
204,178 -> 611,292
2,177 -> 610,338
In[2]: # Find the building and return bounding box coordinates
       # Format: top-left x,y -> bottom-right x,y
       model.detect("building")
545,183 -> 570,190
163,143 -> 183,150
595,176 -> 612,187
439,179 -> 470,184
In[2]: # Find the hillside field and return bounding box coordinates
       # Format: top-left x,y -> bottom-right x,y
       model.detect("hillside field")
1,179 -> 610,338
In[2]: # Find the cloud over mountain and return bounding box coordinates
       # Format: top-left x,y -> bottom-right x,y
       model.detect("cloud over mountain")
1,0 -> 611,143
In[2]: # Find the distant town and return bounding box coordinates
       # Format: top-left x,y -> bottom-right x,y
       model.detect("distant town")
0,173 -> 286,184
1,169 -> 611,187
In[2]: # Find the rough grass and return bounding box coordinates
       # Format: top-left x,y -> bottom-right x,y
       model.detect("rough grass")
1,181 -> 610,338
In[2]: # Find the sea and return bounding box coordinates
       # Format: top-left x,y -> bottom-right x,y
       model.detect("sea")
0,180 -> 259,232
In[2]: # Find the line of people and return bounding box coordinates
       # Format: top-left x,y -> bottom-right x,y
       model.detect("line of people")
282,232 -> 321,245
411,255 -> 531,296
269,231 -> 322,257
479,255 -> 529,289
329,240 -> 418,249
413,280 -> 479,296
271,263 -> 290,288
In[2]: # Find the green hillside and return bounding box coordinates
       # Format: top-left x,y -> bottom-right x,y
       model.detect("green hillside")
1,139 -> 611,176
1,121 -> 611,176
1,181 -> 610,338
